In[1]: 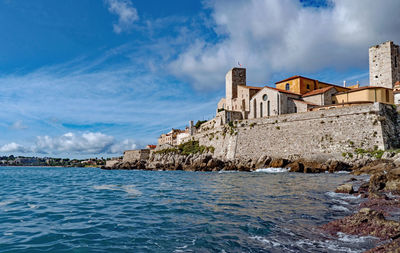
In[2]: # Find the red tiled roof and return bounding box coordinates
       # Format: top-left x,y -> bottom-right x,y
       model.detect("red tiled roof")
291,98 -> 318,106
266,86 -> 301,95
275,75 -> 350,91
302,86 -> 335,97
275,75 -> 304,84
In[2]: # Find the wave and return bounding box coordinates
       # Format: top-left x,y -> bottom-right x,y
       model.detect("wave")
254,168 -> 290,173
325,191 -> 361,200
337,232 -> 378,243
331,205 -> 350,212
0,200 -> 14,207
93,184 -> 142,196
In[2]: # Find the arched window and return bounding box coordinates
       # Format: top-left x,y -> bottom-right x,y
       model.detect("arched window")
285,83 -> 290,91
260,102 -> 263,118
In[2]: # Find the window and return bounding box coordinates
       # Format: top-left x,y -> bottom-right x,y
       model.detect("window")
260,102 -> 263,118
285,83 -> 290,91
306,84 -> 310,90
262,94 -> 268,101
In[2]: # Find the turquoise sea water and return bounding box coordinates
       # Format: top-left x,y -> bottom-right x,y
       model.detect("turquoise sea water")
0,167 -> 376,252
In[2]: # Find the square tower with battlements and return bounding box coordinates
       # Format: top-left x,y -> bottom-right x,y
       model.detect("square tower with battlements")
369,41 -> 400,89
225,67 -> 246,110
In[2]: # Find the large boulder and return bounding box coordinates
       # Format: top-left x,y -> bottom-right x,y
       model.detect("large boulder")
288,161 -> 304,173
269,158 -> 288,168
369,172 -> 388,194
255,154 -> 272,168
385,168 -> 400,193
335,183 -> 354,194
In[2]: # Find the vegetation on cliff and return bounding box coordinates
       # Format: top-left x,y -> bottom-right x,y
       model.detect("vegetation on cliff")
154,140 -> 215,155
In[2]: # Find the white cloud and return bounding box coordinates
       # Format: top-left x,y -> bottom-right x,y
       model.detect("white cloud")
0,142 -> 28,153
0,132 -> 139,155
169,0 -> 400,89
10,120 -> 28,130
110,139 -> 137,153
105,0 -> 139,34
34,132 -> 115,154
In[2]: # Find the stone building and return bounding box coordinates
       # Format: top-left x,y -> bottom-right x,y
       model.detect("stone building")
394,81 -> 400,105
157,121 -> 195,146
369,41 -> 400,89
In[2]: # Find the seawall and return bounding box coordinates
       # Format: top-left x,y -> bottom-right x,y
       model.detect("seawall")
193,103 -> 399,162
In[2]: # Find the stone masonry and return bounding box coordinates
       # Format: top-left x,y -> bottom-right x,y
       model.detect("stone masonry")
192,103 -> 399,162
225,68 -> 246,110
123,149 -> 150,162
369,41 -> 400,89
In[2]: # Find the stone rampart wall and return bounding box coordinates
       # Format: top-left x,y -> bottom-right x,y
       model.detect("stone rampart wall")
123,149 -> 150,162
193,103 -> 399,162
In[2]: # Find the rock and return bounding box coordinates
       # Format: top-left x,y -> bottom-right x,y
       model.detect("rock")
365,237 -> 400,253
321,208 -> 400,240
385,168 -> 400,193
335,183 -> 354,194
269,158 -> 288,168
382,151 -> 395,160
369,172 -> 387,194
287,161 -> 304,173
393,157 -> 400,167
255,154 -> 272,168
327,160 -> 351,173
302,161 -> 325,173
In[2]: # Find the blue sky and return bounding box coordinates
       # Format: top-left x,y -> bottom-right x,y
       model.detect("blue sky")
0,0 -> 399,158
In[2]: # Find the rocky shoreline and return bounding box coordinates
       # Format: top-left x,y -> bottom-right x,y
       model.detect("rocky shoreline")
102,151 -> 400,252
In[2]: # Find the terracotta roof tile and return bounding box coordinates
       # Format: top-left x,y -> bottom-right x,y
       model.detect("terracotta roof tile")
302,86 -> 335,97
275,75 -> 351,91
291,98 -> 318,106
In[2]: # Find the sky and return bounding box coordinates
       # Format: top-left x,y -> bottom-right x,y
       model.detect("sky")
0,0 -> 399,158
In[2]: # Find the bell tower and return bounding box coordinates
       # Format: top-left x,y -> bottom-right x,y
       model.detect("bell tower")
369,41 -> 400,89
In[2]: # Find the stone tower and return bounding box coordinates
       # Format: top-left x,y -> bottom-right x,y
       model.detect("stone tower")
225,68 -> 246,110
369,41 -> 400,89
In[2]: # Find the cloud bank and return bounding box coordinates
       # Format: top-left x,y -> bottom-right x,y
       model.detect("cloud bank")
0,132 -> 136,155
169,0 -> 400,89
105,0 -> 139,33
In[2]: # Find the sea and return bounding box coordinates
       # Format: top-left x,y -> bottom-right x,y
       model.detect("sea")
0,167 -> 378,252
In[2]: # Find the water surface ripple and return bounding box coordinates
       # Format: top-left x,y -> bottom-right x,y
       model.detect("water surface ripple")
0,167 -> 375,252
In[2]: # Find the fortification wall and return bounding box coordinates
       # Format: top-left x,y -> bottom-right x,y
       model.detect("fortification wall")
123,149 -> 150,162
194,103 -> 399,162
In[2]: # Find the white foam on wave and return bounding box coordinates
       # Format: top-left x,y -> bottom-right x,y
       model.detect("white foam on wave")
93,184 -> 141,196
218,170 -> 239,173
337,232 -> 377,243
0,200 -> 14,207
326,191 -> 361,200
254,168 -> 289,173
250,236 -> 281,247
335,171 -> 351,174
296,239 -> 361,253
121,185 -> 142,196
28,203 -> 38,209
331,205 -> 350,212
93,184 -> 119,191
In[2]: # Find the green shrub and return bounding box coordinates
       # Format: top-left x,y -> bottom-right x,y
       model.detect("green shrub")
194,120 -> 207,129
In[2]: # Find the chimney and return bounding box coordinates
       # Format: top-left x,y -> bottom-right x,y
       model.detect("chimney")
343,80 -> 346,87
